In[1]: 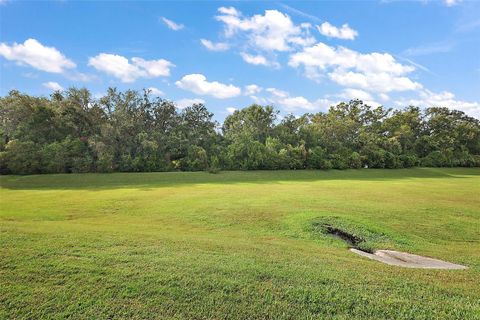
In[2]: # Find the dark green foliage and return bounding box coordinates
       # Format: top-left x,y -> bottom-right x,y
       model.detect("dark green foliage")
208,155 -> 221,173
0,140 -> 42,174
306,146 -> 331,169
348,152 -> 362,169
181,146 -> 209,171
42,137 -> 93,173
399,154 -> 419,168
329,153 -> 350,170
1,90 -> 479,174
421,151 -> 452,167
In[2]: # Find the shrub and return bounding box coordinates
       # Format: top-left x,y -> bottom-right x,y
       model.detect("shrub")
307,147 -> 331,169
360,146 -> 386,168
452,150 -> 477,167
384,152 -> 401,169
181,146 -> 209,171
348,152 -> 362,169
421,151 -> 451,167
208,155 -> 221,173
1,140 -> 42,174
329,154 -> 349,170
399,154 -> 418,168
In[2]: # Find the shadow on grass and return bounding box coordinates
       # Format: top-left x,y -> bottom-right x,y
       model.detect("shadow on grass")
1,168 -> 479,191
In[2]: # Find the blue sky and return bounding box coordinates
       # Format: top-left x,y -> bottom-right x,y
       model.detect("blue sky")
1,0 -> 479,120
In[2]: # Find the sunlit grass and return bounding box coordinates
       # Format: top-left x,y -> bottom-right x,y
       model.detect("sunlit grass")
1,168 -> 479,319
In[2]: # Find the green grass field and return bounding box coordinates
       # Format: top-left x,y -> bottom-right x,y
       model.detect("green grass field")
1,168 -> 480,319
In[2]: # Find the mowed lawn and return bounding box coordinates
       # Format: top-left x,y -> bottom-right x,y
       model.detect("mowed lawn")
1,168 -> 479,319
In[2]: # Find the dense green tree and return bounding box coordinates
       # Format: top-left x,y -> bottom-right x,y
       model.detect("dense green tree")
223,104 -> 277,143
1,89 -> 479,174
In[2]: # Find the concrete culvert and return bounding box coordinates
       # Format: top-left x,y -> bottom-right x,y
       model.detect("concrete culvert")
312,217 -> 468,270
350,249 -> 467,269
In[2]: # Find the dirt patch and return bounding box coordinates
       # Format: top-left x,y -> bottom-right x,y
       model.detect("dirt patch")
311,217 -> 392,253
323,225 -> 364,247
350,249 -> 467,269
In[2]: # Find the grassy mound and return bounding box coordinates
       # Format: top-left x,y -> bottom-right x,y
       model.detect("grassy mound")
310,216 -> 399,253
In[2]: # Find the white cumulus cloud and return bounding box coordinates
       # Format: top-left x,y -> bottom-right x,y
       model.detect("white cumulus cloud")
226,107 -> 237,114
339,88 -> 373,101
328,69 -> 421,93
175,98 -> 205,109
264,87 -> 334,112
240,52 -> 279,67
396,90 -> 480,119
338,88 -> 381,107
43,81 -> 64,91
88,53 -> 174,83
175,74 -> 241,99
218,6 -> 240,16
379,93 -> 390,102
244,84 -> 262,96
0,38 -> 76,73
147,87 -> 164,96
317,22 -> 358,40
215,7 -> 315,52
288,42 -> 420,93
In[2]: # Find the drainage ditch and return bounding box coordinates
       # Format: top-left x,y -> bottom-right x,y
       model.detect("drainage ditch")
311,217 -> 467,269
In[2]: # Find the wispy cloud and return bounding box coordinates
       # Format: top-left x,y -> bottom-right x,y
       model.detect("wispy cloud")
161,17 -> 184,31
240,52 -> 280,68
278,3 -> 321,23
455,19 -> 480,33
380,0 -> 461,6
403,40 -> 455,56
444,0 -> 461,7
200,39 -> 229,52
396,56 -> 437,76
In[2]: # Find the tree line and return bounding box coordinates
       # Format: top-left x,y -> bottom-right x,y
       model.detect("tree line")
1,88 -> 479,175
